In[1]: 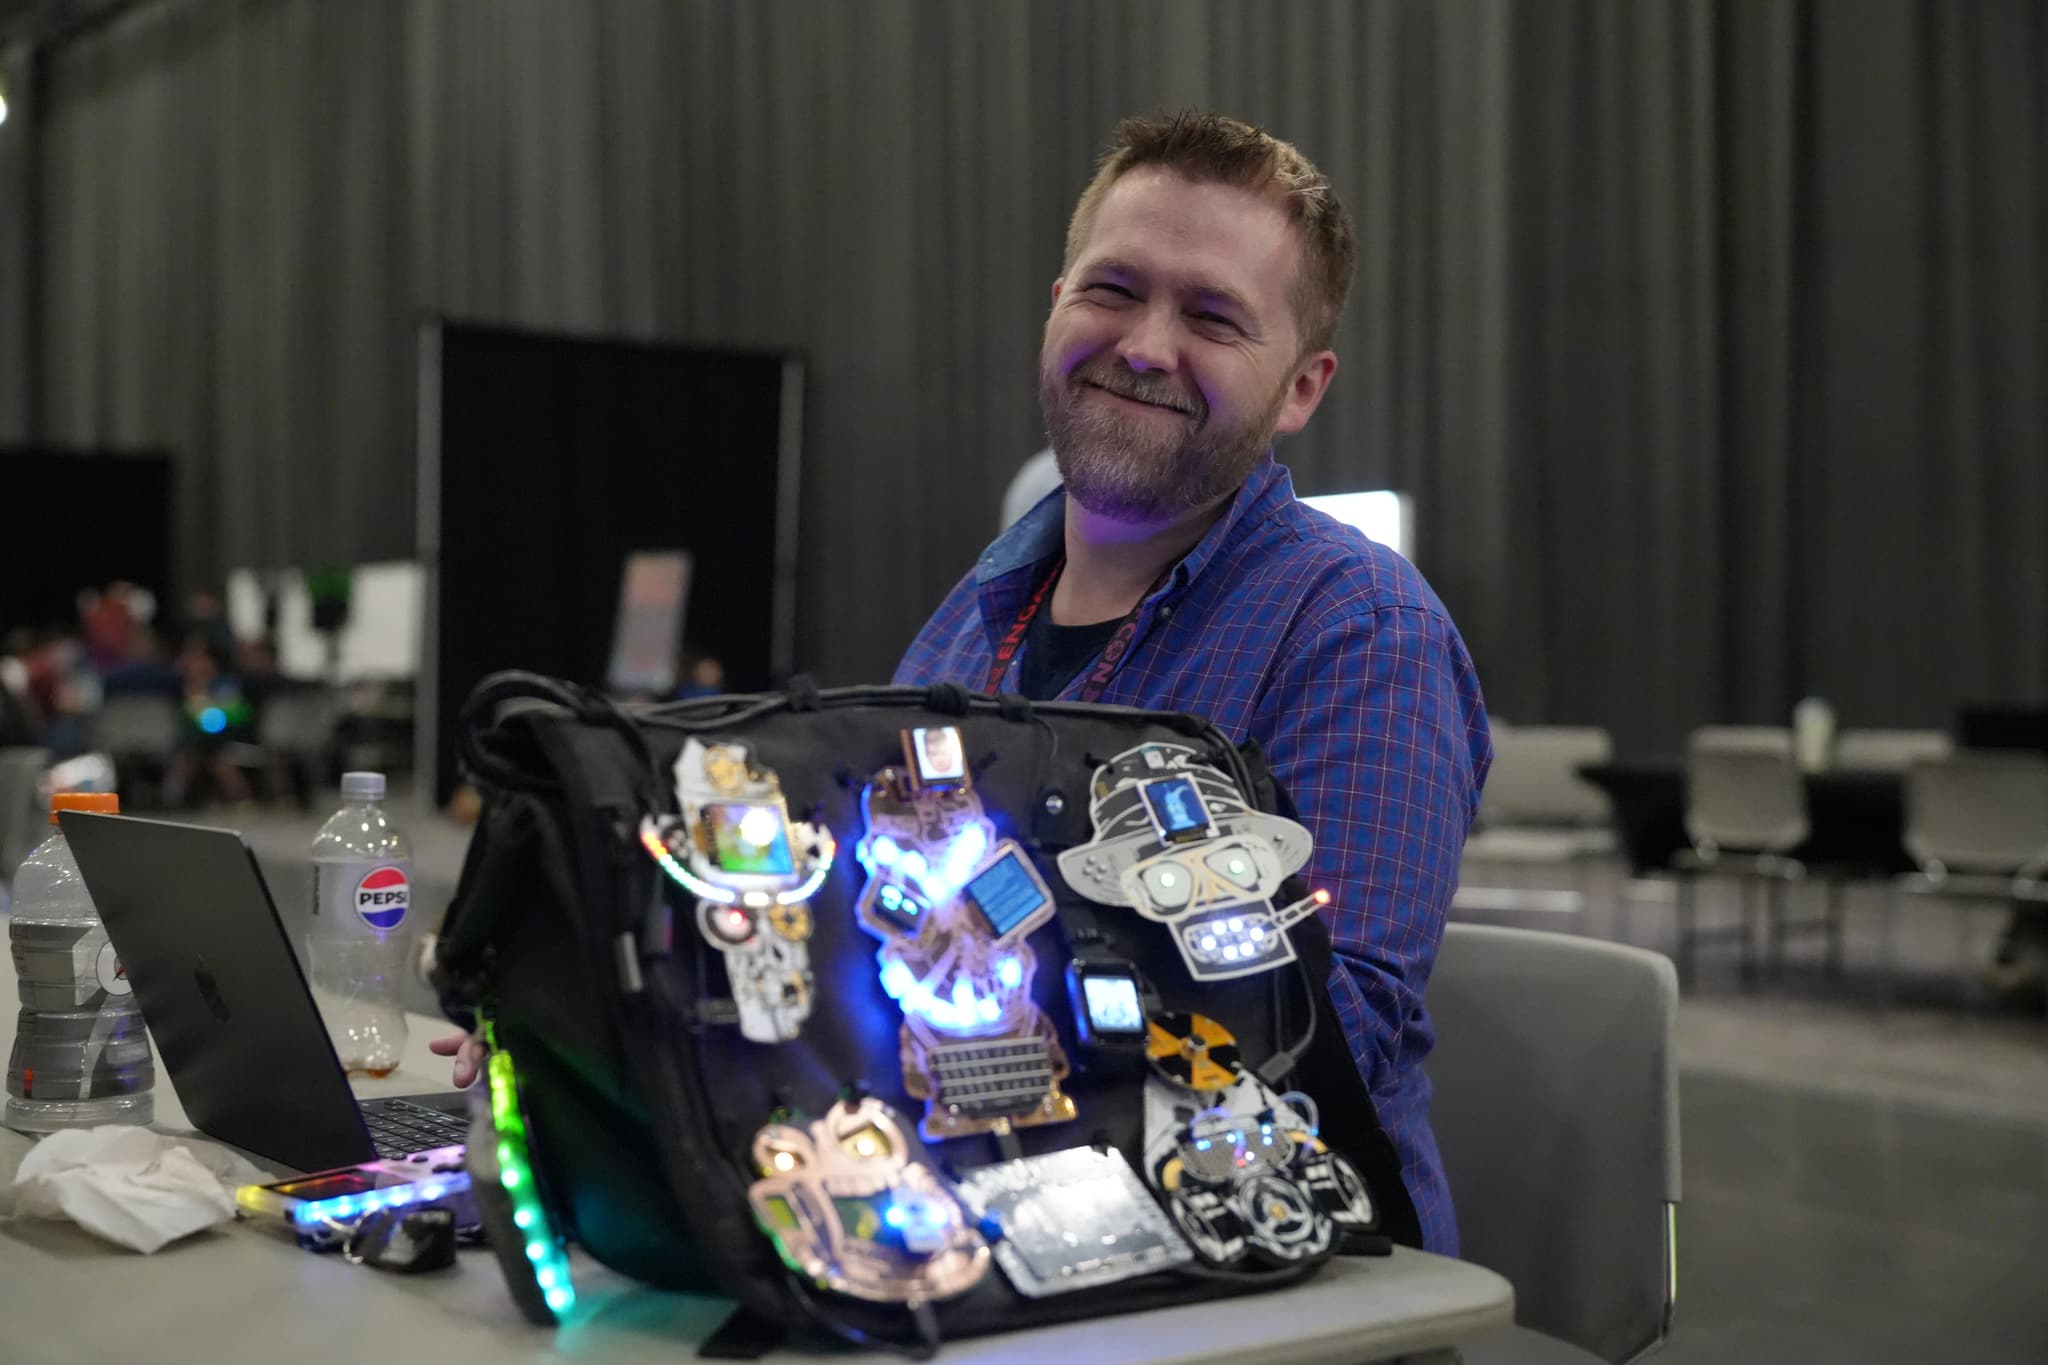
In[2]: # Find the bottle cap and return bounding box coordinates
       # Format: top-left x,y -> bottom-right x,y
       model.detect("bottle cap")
341,771 -> 387,802
49,791 -> 121,826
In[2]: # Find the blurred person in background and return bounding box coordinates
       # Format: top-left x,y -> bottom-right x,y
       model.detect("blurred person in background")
100,625 -> 183,703
895,112 -> 1490,1255
163,631 -> 253,808
1,629 -> 39,745
181,589 -> 237,665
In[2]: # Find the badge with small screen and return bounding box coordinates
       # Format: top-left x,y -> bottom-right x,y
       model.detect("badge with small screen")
1064,958 -> 1150,1052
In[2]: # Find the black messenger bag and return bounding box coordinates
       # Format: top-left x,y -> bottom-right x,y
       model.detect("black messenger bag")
430,672 -> 1420,1355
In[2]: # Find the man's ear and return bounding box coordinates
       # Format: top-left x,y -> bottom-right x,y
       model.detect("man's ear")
1273,351 -> 1339,436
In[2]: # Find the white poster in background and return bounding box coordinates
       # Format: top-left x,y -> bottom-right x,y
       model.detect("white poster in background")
606,550 -> 694,696
225,561 -> 425,681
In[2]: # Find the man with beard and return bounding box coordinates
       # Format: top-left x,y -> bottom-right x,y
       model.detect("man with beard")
894,113 -> 1491,1257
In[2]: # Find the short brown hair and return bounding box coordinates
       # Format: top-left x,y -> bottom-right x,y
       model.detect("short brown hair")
1063,112 -> 1355,356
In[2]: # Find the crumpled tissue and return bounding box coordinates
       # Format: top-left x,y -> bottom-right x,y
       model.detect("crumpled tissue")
1,1125 -> 270,1253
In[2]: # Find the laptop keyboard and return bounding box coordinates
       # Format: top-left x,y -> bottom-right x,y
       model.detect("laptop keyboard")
365,1098 -> 471,1158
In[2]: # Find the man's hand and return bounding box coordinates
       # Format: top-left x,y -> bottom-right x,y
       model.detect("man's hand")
428,1031 -> 488,1089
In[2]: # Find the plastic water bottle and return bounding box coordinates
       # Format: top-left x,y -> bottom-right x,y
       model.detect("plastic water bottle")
6,792 -> 156,1132
308,772 -> 414,1077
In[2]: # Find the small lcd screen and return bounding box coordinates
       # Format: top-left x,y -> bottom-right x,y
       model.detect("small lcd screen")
269,1171 -> 387,1200
963,848 -> 1050,938
1082,975 -> 1145,1034
1141,777 -> 1212,843
874,881 -> 930,932
702,802 -> 796,875
909,727 -> 968,785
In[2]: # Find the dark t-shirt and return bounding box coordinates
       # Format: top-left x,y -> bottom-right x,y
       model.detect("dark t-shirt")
1014,609 -> 1122,702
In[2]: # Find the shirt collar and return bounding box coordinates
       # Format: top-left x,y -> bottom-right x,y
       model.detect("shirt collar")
975,453 -> 1294,596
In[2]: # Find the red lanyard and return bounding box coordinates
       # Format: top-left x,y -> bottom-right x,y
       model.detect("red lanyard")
984,558 -> 1170,703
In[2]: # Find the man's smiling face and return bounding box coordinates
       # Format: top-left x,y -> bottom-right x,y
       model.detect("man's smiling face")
1039,167 -> 1333,524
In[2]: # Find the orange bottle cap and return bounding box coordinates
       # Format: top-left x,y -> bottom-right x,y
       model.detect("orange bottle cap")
50,791 -> 121,825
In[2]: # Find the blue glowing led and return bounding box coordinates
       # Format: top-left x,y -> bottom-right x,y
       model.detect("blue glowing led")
884,1204 -> 907,1230
198,706 -> 227,734
996,955 -> 1023,989
880,958 -> 915,1000
872,835 -> 901,867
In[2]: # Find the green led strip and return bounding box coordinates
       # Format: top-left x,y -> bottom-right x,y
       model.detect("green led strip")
484,1024 -> 577,1316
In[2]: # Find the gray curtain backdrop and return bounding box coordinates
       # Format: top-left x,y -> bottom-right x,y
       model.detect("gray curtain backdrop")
1,0 -> 2042,752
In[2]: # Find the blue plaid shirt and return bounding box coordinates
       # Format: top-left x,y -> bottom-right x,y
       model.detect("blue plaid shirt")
895,455 -> 1491,1255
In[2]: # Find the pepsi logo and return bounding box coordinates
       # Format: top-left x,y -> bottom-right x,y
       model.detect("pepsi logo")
354,865 -> 411,931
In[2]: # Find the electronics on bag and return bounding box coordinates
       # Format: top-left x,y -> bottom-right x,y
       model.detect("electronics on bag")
955,1146 -> 1194,1297
853,751 -> 1077,1141
1137,1009 -> 1377,1268
1057,743 -> 1328,982
746,1096 -> 990,1305
903,725 -> 971,790
638,739 -> 837,1043
235,1144 -> 476,1249
57,813 -> 471,1174
1064,958 -> 1150,1053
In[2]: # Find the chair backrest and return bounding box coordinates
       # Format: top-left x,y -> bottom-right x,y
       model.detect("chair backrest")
88,694 -> 184,757
257,688 -> 341,755
1477,725 -> 1615,828
1903,751 -> 2048,876
0,746 -> 51,882
1428,924 -> 1680,1363
1834,728 -> 1952,772
1684,728 -> 1807,855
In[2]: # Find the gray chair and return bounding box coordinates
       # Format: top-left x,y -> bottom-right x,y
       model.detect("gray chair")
0,746 -> 51,893
1890,751 -> 2048,993
1459,724 -> 1616,916
1429,923 -> 1680,1363
1675,727 -> 1842,984
88,693 -> 184,804
251,686 -> 341,805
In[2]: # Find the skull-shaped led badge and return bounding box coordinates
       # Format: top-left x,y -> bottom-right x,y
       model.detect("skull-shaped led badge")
1057,743 -> 1326,982
639,738 -> 836,1043
852,729 -> 1076,1141
747,1096 -> 990,1304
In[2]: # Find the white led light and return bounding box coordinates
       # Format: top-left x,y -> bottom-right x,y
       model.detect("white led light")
737,806 -> 782,848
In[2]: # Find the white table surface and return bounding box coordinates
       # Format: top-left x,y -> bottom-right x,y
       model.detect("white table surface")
0,953 -> 1512,1365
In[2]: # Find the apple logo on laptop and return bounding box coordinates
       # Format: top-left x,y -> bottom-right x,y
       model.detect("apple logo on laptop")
193,957 -> 232,1023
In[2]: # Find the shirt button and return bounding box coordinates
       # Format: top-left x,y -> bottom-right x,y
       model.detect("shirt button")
1159,605 -> 1174,618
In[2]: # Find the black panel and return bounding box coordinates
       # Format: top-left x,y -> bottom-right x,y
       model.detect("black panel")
431,323 -> 795,804
0,450 -> 174,635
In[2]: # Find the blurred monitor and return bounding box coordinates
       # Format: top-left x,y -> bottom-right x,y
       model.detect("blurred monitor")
226,561 -> 424,681
1300,490 -> 1414,561
606,551 -> 693,696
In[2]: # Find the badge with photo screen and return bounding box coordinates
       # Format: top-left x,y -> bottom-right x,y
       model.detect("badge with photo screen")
902,726 -> 971,791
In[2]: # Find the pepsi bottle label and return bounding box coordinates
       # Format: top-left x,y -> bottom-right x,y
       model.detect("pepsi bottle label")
353,865 -> 412,932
